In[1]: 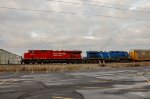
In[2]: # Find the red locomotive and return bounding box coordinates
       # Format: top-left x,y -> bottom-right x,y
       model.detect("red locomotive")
23,50 -> 82,64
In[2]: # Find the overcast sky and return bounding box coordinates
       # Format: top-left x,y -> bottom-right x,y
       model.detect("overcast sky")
0,0 -> 150,56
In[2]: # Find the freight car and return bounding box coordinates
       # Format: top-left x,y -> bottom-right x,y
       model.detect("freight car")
129,49 -> 150,61
85,51 -> 131,63
23,50 -> 82,64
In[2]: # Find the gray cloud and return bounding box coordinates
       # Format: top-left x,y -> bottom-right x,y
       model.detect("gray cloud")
0,0 -> 150,56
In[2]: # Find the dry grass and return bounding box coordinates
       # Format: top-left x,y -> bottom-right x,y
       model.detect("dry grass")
0,64 -> 100,72
0,62 -> 150,72
106,62 -> 150,68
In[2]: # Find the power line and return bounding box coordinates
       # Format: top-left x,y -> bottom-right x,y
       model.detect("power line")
47,0 -> 150,14
0,6 -> 149,21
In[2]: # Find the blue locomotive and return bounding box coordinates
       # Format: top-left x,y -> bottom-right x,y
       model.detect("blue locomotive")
86,51 -> 130,63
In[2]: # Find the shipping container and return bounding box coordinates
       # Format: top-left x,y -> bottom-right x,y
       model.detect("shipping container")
129,49 -> 150,61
